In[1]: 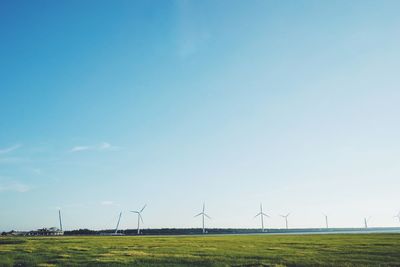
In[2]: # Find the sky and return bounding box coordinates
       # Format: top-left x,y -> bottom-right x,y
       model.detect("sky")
1,0 -> 400,231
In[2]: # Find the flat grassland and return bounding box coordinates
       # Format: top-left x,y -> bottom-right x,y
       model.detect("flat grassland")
0,234 -> 399,266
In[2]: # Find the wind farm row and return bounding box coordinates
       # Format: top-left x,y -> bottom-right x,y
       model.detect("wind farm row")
39,203 -> 400,236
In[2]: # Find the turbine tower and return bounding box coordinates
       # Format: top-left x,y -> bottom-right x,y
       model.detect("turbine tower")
280,213 -> 290,229
58,209 -> 63,232
364,217 -> 370,228
194,203 -> 211,234
130,204 -> 146,235
115,211 -> 122,234
323,214 -> 329,229
254,203 -> 269,232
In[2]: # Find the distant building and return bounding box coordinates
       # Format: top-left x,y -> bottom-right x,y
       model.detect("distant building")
27,227 -> 64,236
2,230 -> 27,236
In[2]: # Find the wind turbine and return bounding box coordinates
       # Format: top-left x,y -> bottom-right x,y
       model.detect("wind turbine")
254,203 -> 269,232
58,209 -> 63,232
323,214 -> 329,229
394,212 -> 400,223
130,204 -> 146,235
194,203 -> 211,234
280,213 -> 290,229
115,211 -> 122,234
364,217 -> 370,228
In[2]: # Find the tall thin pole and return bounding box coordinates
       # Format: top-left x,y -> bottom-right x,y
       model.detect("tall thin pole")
58,209 -> 63,231
364,218 -> 368,228
115,212 -> 122,234
261,214 -> 264,232
202,203 -> 206,234
260,204 -> 264,232
202,213 -> 205,234
137,214 -> 140,234
285,217 -> 288,229
325,215 -> 329,229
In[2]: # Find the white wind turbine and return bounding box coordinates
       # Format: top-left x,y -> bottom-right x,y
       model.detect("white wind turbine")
394,212 -> 400,223
254,203 -> 269,232
280,213 -> 290,229
58,209 -> 63,232
114,211 -> 122,235
194,203 -> 211,234
323,213 -> 329,229
130,204 -> 146,235
364,217 -> 371,228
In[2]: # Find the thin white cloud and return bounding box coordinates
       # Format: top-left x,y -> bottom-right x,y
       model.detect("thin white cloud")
98,142 -> 119,151
70,146 -> 91,152
101,200 -> 114,206
69,142 -> 120,153
0,182 -> 30,193
0,144 -> 22,154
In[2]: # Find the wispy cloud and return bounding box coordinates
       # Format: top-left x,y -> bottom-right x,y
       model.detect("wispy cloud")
69,142 -> 120,153
0,144 -> 25,165
0,144 -> 22,154
101,200 -> 114,206
98,142 -> 119,151
0,182 -> 30,193
70,146 -> 91,152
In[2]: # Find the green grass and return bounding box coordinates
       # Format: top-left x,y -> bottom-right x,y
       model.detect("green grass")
0,234 -> 399,266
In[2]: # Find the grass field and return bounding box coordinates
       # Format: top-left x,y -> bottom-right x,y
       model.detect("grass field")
0,233 -> 399,266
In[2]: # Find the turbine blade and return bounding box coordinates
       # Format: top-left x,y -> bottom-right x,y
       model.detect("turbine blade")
130,211 -> 139,213
262,212 -> 270,217
140,204 -> 147,213
194,212 -> 203,217
202,203 -> 205,213
139,214 -> 144,223
254,212 -> 261,218
204,213 -> 211,219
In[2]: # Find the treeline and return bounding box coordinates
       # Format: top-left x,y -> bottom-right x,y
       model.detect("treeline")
64,228 -> 265,235
5,227 -> 399,236
63,227 -> 400,236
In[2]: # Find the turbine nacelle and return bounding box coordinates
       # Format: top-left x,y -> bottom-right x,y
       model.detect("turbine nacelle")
280,212 -> 290,229
279,213 -> 290,218
194,212 -> 211,219
254,212 -> 269,218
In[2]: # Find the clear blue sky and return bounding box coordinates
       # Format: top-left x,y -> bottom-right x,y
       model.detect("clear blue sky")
1,0 -> 400,231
